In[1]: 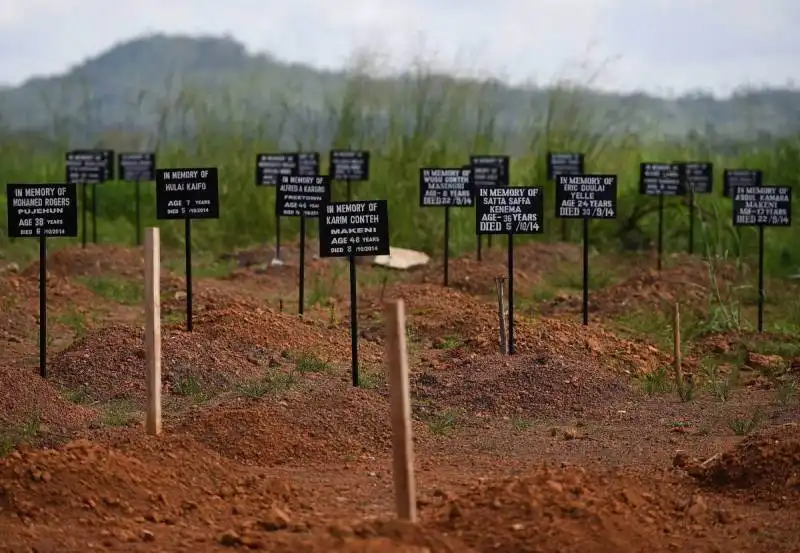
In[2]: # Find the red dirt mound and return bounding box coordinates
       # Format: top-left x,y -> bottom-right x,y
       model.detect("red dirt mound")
418,242 -> 581,296
413,353 -> 634,420
22,244 -> 149,279
49,304 -> 383,403
370,284 -> 667,374
0,363 -> 96,427
179,377 -> 427,467
0,273 -> 101,344
0,434 -> 309,551
423,465 -> 758,553
685,423 -> 800,501
546,256 -> 742,317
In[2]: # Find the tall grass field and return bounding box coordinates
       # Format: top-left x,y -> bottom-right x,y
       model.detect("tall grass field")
1,64 -> 798,277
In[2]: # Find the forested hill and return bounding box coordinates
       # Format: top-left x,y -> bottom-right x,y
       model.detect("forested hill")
0,34 -> 798,145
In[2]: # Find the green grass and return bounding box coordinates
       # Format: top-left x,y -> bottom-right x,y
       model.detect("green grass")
0,60 -> 799,280
100,399 -> 138,427
79,276 -> 143,305
0,411 -> 42,457
236,370 -> 298,398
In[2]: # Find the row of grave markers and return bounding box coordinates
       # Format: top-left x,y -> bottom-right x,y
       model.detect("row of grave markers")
6,151 -> 792,383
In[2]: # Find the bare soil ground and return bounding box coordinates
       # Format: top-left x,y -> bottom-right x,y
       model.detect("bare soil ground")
1,242 -> 799,552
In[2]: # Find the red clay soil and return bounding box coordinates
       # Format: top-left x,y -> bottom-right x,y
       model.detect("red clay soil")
0,363 -> 96,427
48,303 -> 383,403
422,464 -> 796,553
418,242 -> 582,296
545,256 -> 743,318
685,423 -> 800,502
412,352 -> 634,420
368,283 -> 667,375
21,244 -> 150,279
178,377 -> 429,467
0,273 -> 103,344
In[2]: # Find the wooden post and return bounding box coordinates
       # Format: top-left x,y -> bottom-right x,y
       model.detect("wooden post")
673,301 -> 683,391
384,299 -> 417,522
144,227 -> 162,435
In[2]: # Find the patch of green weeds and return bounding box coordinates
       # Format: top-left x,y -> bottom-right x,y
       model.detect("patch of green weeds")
776,380 -> 797,406
641,366 -> 672,396
677,378 -> 695,402
426,408 -> 464,436
101,399 -> 138,427
53,306 -> 91,338
357,371 -> 384,389
294,353 -> 333,374
236,370 -> 298,398
702,363 -> 736,402
67,386 -> 92,404
434,335 -> 463,350
511,417 -> 532,431
0,412 -> 42,457
171,375 -> 212,403
80,276 -> 142,305
729,409 -> 762,436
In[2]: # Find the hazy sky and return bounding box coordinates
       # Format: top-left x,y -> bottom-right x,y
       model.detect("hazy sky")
1,0 -> 798,96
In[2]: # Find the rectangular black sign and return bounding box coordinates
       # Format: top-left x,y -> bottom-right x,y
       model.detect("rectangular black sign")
155,168 -> 219,220
419,168 -> 473,207
277,175 -> 331,218
65,149 -> 114,184
547,152 -> 584,180
679,162 -> 713,194
555,175 -> 617,219
118,152 -> 156,182
476,186 -> 543,235
733,186 -> 791,227
319,200 -> 389,257
724,169 -> 762,198
255,153 -> 298,186
639,162 -> 684,196
298,152 -> 320,177
6,183 -> 78,238
329,150 -> 370,181
470,155 -> 509,189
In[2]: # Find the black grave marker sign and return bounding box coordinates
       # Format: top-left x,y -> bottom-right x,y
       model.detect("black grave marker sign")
278,175 -> 331,316
298,152 -> 321,177
724,169 -> 763,198
277,175 -> 331,218
555,175 -> 617,219
119,152 -> 156,245
547,152 -> 584,180
156,168 -> 219,220
6,183 -> 79,379
419,167 -> 473,286
319,200 -> 389,388
475,185 -> 543,357
419,168 -> 473,207
329,151 -> 370,182
639,163 -> 684,196
320,200 -> 389,257
6,184 -> 78,238
470,155 -> 510,258
640,162 -> 684,271
476,186 -> 542,235
555,175 -> 618,326
66,149 -> 113,247
118,153 -> 156,182
155,167 -> 220,332
681,162 -> 713,194
733,185 -> 791,227
256,153 -> 298,186
732,185 -> 792,333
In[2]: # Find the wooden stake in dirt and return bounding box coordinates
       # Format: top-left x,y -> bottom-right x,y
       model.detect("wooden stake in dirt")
495,277 -> 507,355
144,227 -> 162,435
673,301 -> 683,391
384,299 -> 417,522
